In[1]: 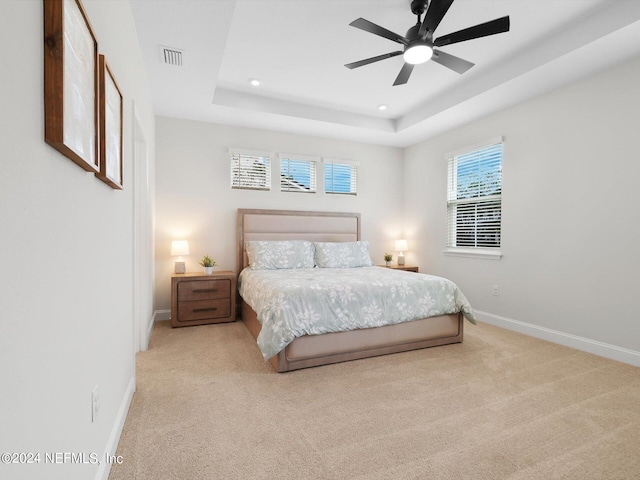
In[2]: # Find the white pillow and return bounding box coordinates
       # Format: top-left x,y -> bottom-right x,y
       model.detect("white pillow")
314,241 -> 374,268
245,240 -> 315,270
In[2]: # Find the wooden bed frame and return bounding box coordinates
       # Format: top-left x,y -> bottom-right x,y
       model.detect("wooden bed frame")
237,208 -> 463,373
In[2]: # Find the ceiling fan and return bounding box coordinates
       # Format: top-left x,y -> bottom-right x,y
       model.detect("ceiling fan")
345,0 -> 510,86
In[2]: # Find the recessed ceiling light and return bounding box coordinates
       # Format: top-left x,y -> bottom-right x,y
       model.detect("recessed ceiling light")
378,104 -> 388,111
249,78 -> 261,86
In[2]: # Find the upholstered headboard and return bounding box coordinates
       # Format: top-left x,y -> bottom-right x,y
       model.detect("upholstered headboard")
237,209 -> 361,271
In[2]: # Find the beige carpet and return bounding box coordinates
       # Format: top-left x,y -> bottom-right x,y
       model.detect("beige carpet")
108,320 -> 640,480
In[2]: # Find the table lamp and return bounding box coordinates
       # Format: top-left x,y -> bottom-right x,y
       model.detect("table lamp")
171,240 -> 189,274
395,239 -> 408,266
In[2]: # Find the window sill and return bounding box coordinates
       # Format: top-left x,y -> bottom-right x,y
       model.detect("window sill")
443,248 -> 502,260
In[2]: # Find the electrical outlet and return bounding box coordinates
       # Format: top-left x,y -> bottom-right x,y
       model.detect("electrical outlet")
91,385 -> 99,423
492,285 -> 500,296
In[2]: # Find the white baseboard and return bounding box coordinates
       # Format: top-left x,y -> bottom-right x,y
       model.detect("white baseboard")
95,375 -> 135,480
140,312 -> 156,351
138,311 -> 164,352
154,309 -> 170,322
475,310 -> 640,367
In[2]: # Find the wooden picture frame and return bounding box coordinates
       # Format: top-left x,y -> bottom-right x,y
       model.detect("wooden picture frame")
97,55 -> 124,189
43,0 -> 99,173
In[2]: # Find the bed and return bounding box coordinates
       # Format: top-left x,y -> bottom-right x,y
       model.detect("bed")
237,208 -> 475,373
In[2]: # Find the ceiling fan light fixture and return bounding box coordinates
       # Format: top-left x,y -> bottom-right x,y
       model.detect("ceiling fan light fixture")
346,2 -> 510,85
403,44 -> 433,65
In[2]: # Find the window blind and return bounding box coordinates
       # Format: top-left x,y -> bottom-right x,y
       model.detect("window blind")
324,161 -> 357,195
280,157 -> 317,192
447,141 -> 503,248
230,150 -> 271,190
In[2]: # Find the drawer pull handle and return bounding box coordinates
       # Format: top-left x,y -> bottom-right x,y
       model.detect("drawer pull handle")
193,307 -> 218,313
193,288 -> 218,294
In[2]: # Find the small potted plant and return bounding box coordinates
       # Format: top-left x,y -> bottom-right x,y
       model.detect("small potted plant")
384,253 -> 393,267
199,255 -> 217,275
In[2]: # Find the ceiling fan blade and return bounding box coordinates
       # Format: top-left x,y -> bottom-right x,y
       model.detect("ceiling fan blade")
345,51 -> 403,69
419,0 -> 455,37
349,18 -> 409,46
434,16 -> 510,47
431,49 -> 474,74
393,63 -> 415,86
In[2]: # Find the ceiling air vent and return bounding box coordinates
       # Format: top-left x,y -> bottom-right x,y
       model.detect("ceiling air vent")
159,46 -> 184,67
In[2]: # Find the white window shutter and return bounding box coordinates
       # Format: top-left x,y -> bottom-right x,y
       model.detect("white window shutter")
280,155 -> 317,192
447,141 -> 503,249
324,159 -> 357,195
229,149 -> 272,190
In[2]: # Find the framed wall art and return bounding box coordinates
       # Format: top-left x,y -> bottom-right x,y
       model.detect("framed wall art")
97,55 -> 124,190
43,0 -> 100,173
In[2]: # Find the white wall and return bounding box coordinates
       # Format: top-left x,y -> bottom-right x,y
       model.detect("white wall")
0,2 -> 155,479
404,55 -> 640,363
154,117 -> 404,311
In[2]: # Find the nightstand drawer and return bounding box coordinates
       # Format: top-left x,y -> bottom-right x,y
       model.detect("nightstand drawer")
171,271 -> 237,327
178,279 -> 231,301
177,299 -> 231,322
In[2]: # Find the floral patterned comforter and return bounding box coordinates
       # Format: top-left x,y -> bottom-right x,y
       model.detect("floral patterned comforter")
238,266 -> 476,360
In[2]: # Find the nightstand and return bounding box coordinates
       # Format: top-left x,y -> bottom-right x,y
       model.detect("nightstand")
170,272 -> 237,327
378,265 -> 419,273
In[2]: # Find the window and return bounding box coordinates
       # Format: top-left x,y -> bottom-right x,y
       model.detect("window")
324,159 -> 357,195
447,138 -> 503,255
229,148 -> 272,190
280,155 -> 317,193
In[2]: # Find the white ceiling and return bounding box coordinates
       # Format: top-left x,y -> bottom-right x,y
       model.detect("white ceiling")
130,0 -> 640,147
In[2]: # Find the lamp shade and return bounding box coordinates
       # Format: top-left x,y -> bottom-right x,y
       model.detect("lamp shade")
395,239 -> 408,252
170,240 -> 190,257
